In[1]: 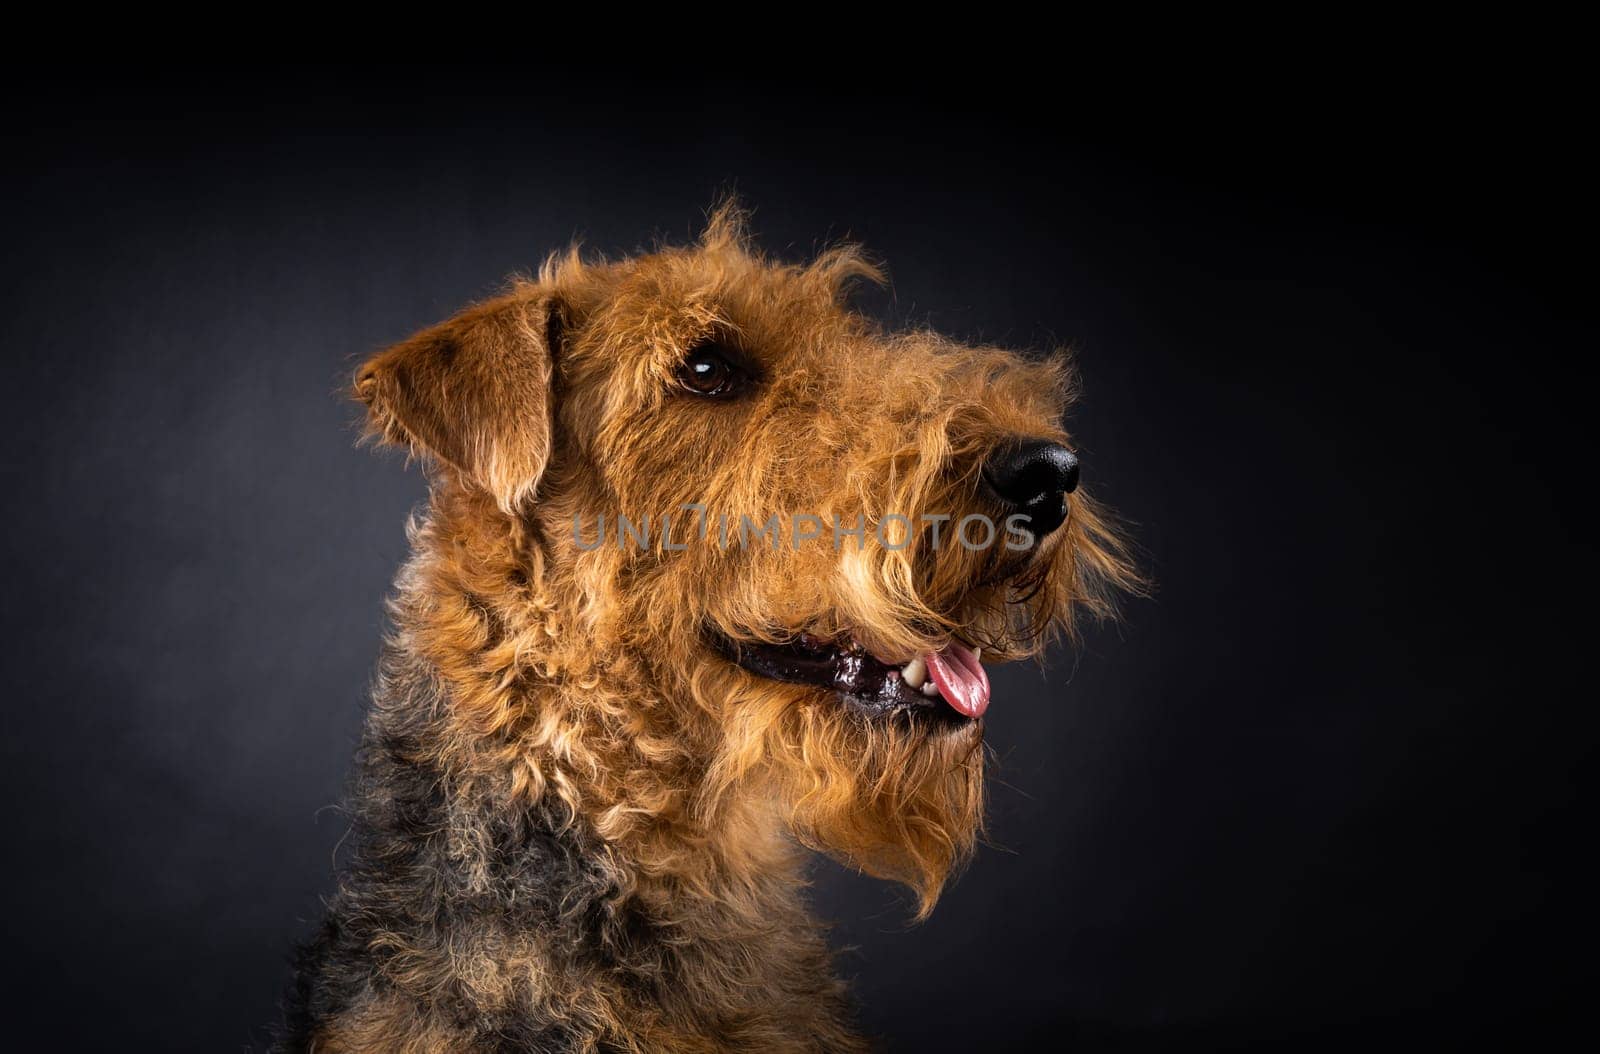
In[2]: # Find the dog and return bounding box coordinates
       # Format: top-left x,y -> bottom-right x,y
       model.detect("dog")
279,204 -> 1136,1051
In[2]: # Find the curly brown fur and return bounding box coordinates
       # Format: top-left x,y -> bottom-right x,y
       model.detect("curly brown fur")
278,204 -> 1139,1052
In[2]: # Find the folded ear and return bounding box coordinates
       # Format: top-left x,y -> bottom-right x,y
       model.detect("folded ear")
355,291 -> 560,513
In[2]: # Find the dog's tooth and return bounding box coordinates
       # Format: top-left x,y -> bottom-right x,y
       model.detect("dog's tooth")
973,647 -> 982,661
901,656 -> 927,688
921,680 -> 941,697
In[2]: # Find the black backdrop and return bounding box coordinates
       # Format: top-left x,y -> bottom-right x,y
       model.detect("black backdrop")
2,65 -> 1586,1050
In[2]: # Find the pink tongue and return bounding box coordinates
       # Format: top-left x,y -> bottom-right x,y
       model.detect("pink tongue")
924,642 -> 991,718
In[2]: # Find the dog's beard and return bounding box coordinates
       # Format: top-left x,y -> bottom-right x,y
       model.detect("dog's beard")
689,553 -> 1072,917
697,670 -> 985,919
781,703 -> 985,917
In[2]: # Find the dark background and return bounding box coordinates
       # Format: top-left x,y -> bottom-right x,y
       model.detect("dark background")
2,63 -> 1588,1050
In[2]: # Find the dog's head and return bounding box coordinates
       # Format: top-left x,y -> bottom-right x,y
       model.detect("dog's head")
356,205 -> 1137,913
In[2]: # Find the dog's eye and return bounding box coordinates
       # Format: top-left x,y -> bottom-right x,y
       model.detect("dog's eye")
677,342 -> 744,398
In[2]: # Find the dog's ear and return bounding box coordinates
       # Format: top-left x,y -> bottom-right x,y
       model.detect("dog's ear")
355,291 -> 560,512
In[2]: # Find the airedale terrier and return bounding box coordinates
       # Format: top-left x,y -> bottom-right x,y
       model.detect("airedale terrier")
280,205 -> 1136,1052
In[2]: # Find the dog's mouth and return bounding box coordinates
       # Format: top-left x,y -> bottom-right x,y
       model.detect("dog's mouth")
713,631 -> 990,723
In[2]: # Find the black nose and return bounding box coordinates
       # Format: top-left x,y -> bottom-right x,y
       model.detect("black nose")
982,439 -> 1080,538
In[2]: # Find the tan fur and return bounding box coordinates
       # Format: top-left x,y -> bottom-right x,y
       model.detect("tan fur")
297,203 -> 1138,1051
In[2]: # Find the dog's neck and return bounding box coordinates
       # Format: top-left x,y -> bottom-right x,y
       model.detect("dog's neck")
393,485 -> 809,929
336,488 -> 866,1046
